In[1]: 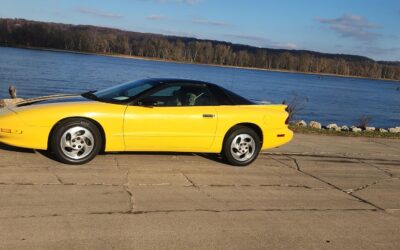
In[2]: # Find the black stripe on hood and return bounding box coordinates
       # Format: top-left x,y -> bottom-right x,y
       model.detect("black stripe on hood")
17,95 -> 92,107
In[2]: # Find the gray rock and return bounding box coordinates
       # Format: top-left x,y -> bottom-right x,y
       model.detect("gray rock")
295,120 -> 307,127
379,128 -> 388,133
341,125 -> 350,132
351,127 -> 362,132
389,127 -> 400,133
308,121 -> 322,129
365,127 -> 376,132
327,123 -> 340,131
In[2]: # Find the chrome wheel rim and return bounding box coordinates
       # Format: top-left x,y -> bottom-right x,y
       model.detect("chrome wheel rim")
230,133 -> 256,162
60,126 -> 95,160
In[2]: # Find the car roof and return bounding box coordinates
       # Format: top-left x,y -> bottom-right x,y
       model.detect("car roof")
145,78 -> 213,86
139,78 -> 253,105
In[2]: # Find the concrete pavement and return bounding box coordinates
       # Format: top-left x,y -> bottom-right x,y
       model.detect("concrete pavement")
0,134 -> 399,249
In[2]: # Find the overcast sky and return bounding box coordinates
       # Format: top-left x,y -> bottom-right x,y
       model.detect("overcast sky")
1,0 -> 399,61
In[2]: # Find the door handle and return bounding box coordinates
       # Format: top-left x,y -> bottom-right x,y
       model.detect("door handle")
203,114 -> 215,118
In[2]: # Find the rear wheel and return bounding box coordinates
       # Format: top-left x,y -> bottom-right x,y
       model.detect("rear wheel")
222,126 -> 261,166
50,119 -> 102,165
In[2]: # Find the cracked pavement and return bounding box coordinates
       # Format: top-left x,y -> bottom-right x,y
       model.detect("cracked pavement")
0,134 -> 399,249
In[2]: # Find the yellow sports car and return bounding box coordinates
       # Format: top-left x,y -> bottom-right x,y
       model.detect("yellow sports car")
0,78 -> 293,166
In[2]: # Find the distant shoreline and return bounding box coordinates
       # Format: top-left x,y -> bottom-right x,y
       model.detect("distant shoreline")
2,45 -> 400,83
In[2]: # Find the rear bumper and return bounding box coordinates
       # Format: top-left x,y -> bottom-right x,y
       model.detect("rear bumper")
261,127 -> 293,150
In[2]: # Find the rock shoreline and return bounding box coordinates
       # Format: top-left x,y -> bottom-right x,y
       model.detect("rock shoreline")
293,120 -> 400,134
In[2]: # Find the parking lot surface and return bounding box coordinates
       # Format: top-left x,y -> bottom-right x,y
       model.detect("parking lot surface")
0,134 -> 399,249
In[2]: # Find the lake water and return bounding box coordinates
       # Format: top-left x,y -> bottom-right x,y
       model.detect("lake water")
0,47 -> 399,128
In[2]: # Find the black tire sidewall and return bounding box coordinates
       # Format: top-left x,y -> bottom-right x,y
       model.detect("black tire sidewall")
51,119 -> 102,165
223,126 -> 261,166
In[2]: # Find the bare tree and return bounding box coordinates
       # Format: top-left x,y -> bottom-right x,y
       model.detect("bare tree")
357,115 -> 373,130
282,92 -> 309,122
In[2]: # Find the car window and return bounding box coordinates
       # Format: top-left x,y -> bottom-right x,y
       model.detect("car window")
221,87 -> 253,105
138,84 -> 218,107
150,86 -> 180,97
93,80 -> 156,102
126,83 -> 154,98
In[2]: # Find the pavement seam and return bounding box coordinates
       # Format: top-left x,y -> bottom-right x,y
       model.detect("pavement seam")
0,182 -> 325,189
357,159 -> 393,177
346,181 -> 379,194
114,156 -> 135,213
264,152 -> 400,164
180,172 -> 198,188
269,154 -> 398,195
286,156 -> 386,211
0,182 -> 123,187
2,208 -> 381,219
179,172 -> 229,205
269,155 -> 386,212
349,177 -> 400,194
123,186 -> 134,213
369,139 -> 398,149
47,167 -> 64,184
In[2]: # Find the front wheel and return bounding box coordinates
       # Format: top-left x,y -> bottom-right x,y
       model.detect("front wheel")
50,119 -> 102,165
222,126 -> 261,166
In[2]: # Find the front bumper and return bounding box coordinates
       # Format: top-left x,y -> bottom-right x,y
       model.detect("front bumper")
0,108 -> 49,150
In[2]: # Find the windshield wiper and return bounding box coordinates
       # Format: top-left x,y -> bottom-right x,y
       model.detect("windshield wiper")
81,90 -> 98,100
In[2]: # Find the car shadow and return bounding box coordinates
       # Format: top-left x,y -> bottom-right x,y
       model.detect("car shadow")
108,151 -> 230,166
0,142 -> 62,163
195,153 -> 227,165
36,149 -> 59,162
0,142 -> 230,166
0,142 -> 35,153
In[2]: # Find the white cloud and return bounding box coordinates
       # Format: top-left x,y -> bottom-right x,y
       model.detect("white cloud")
192,18 -> 229,26
147,14 -> 167,20
140,0 -> 202,5
77,7 -> 123,19
274,42 -> 297,50
160,29 -> 196,37
316,14 -> 379,41
225,34 -> 297,50
360,46 -> 400,56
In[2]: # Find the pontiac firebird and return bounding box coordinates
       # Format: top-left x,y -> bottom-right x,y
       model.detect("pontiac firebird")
0,78 -> 293,166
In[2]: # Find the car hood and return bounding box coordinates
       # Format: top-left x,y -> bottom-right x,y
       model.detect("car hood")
15,94 -> 93,108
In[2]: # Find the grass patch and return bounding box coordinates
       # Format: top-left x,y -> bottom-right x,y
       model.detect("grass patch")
289,125 -> 400,139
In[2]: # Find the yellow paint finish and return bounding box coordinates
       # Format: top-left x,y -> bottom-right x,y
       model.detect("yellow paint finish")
0,100 -> 292,153
209,105 -> 292,152
0,102 -> 126,151
124,106 -> 218,151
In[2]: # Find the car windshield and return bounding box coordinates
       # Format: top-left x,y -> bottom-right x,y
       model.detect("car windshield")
83,79 -> 157,103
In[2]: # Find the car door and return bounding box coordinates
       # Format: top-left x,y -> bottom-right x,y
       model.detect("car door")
123,83 -> 218,151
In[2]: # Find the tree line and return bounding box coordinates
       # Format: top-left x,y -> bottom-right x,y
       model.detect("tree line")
1,18 -> 399,81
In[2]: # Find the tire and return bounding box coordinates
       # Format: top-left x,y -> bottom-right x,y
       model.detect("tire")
222,126 -> 261,166
50,119 -> 102,165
